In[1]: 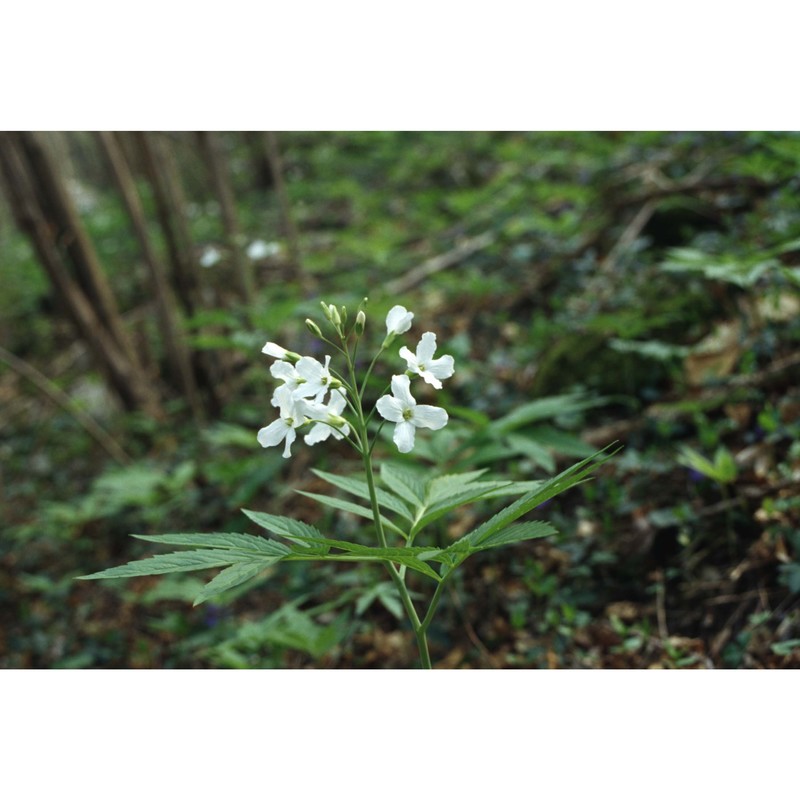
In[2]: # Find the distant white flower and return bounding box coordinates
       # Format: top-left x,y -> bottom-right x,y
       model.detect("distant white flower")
200,246 -> 222,268
257,394 -> 307,458
303,389 -> 350,445
399,332 -> 454,390
247,240 -> 281,260
262,341 -> 289,359
376,374 -> 448,453
385,305 -> 414,336
293,355 -> 335,403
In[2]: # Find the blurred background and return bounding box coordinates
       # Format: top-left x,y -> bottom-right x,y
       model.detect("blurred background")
1,131 -> 799,668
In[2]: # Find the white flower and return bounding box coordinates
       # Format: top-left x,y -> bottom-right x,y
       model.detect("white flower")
263,341 -> 301,363
385,305 -> 414,336
270,360 -> 306,405
376,374 -> 448,453
200,246 -> 222,268
247,240 -> 280,260
293,355 -> 335,403
303,389 -> 350,445
262,341 -> 289,360
399,332 -> 454,390
257,394 -> 307,458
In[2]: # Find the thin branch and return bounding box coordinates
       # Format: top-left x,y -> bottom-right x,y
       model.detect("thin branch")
386,232 -> 495,295
0,344 -> 132,466
264,132 -> 307,285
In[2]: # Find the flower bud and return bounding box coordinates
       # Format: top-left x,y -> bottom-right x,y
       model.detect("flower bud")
305,319 -> 322,337
320,301 -> 333,321
327,414 -> 348,430
355,309 -> 366,336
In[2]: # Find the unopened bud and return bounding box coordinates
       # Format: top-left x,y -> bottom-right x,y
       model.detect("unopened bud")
320,301 -> 333,321
355,310 -> 366,336
329,377 -> 344,391
327,414 -> 348,430
329,305 -> 342,327
305,319 -> 322,337
340,306 -> 347,325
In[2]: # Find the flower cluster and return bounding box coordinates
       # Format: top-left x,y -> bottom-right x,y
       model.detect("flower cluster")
258,344 -> 349,458
257,302 -> 454,457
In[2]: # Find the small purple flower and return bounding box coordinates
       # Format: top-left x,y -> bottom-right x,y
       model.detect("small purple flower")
687,468 -> 705,483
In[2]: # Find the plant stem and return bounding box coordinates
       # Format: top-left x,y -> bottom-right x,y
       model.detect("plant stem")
345,336 -> 433,668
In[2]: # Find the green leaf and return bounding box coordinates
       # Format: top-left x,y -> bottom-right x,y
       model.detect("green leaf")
380,463 -> 426,508
459,446 -> 618,550
527,426 -> 596,458
472,521 -> 556,550
355,581 -> 403,619
134,532 -> 290,557
424,470 -> 490,505
78,549 -> 250,580
193,562 -> 272,605
503,433 -> 555,471
311,469 -> 414,521
410,480 -> 544,538
241,509 -> 329,552
292,492 -> 406,538
490,394 -> 601,434
280,534 -> 443,580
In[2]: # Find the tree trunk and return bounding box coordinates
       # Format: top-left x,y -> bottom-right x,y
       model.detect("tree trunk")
11,132 -> 141,366
197,131 -> 254,307
130,131 -> 224,413
264,132 -> 308,286
0,133 -> 163,417
133,132 -> 203,316
96,131 -> 205,422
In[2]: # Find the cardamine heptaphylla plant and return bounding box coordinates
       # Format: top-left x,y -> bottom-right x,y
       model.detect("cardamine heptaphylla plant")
80,299 -> 615,668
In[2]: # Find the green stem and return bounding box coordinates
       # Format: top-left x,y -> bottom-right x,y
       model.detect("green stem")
345,337 -> 432,668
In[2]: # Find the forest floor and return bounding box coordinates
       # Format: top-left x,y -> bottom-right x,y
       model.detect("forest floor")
2,132 -> 799,668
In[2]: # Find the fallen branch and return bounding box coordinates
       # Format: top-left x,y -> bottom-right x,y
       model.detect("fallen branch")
0,345 -> 132,466
386,232 -> 495,295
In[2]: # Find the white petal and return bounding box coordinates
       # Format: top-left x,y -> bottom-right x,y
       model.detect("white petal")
271,383 -> 293,408
386,305 -> 414,335
419,371 -> 443,390
376,395 -> 404,422
390,374 -> 416,408
328,389 -> 347,414
295,356 -> 323,382
393,421 -> 416,453
413,405 -> 448,430
271,361 -> 297,383
304,423 -> 331,445
257,418 -> 288,448
282,427 -> 297,458
416,331 -> 437,364
398,345 -> 417,370
427,354 -> 455,381
262,342 -> 288,359
275,390 -> 301,419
